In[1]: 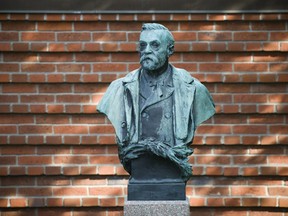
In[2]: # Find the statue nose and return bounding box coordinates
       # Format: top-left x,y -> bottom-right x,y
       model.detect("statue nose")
144,44 -> 153,53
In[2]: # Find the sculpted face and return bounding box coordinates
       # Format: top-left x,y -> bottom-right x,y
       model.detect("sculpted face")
139,30 -> 170,72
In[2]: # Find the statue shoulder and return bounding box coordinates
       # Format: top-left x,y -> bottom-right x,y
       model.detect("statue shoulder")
172,65 -> 207,90
172,66 -> 194,84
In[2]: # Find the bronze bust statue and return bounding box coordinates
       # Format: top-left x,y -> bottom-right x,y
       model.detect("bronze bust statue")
97,23 -> 215,200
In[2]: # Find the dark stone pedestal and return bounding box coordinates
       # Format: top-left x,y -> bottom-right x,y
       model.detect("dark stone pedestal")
124,199 -> 190,216
128,154 -> 186,201
128,182 -> 186,200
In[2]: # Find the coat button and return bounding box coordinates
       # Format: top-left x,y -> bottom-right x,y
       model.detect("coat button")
121,122 -> 126,128
142,112 -> 149,118
165,112 -> 171,119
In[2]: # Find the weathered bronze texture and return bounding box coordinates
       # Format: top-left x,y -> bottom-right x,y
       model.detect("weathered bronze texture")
98,23 -> 215,200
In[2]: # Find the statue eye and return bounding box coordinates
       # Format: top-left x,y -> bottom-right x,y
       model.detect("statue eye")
139,42 -> 147,51
150,41 -> 160,50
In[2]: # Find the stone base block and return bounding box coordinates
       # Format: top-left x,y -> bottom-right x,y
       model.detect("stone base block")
128,183 -> 186,200
124,199 -> 190,216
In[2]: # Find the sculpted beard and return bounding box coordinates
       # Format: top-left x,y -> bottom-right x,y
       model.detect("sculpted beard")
140,53 -> 167,71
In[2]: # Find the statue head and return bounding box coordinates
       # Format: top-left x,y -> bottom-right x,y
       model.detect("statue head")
138,23 -> 175,73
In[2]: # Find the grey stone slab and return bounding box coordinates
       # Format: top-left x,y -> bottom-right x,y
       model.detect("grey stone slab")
124,199 -> 190,216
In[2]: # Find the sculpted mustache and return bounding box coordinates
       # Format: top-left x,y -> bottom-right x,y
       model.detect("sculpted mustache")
140,55 -> 157,63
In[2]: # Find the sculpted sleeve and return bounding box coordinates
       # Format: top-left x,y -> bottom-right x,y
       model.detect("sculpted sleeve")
97,79 -> 126,142
192,81 -> 215,128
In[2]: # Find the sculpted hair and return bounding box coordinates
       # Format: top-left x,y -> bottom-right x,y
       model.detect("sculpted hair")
141,23 -> 175,49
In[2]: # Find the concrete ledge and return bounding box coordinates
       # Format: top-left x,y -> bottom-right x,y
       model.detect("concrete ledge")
124,199 -> 190,216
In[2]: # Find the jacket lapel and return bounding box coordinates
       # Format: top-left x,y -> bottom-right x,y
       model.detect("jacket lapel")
122,69 -> 140,142
140,85 -> 174,112
172,67 -> 196,140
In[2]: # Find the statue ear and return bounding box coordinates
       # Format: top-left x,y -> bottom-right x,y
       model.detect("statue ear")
168,44 -> 174,57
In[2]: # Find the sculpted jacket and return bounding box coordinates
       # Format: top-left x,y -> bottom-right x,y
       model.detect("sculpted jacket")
97,65 -> 215,179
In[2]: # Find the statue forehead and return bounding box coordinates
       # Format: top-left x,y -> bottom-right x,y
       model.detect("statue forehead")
139,30 -> 167,43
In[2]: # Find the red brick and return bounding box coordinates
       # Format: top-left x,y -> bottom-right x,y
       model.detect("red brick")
63,198 -> 81,207
0,126 -> 17,134
270,32 -> 288,41
53,187 -> 87,196
45,14 -> 63,21
82,198 -> 99,206
279,198 -> 288,207
90,155 -> 119,165
0,43 -> 12,51
234,32 -> 268,41
57,33 -> 91,41
18,187 -> 52,196
65,74 -> 82,83
98,165 -> 115,175
45,166 -> 62,175
38,22 -> 72,31
208,14 -> 226,21
224,198 -> 241,207
234,156 -> 267,165
39,53 -> 73,62
231,186 -> 266,196
30,105 -> 46,113
12,105 -> 29,113
80,166 -> 97,175
21,64 -> 55,72
54,156 -> 88,164
234,63 -> 268,72
27,167 -> 44,175
47,198 -> 63,207
89,125 -> 115,134
9,14 -> 26,20
76,53 -> 110,62
278,167 -> 288,176
64,14 -> 82,21
243,198 -> 259,207
56,95 -> 90,103
18,156 -> 52,165
99,197 -> 116,207
93,63 -> 126,72
0,198 -> 8,207
93,32 -> 126,42
64,136 -> 80,144
98,135 -> 116,145
167,32 -> 196,43
27,14 -> 45,20
242,167 -> 259,176
77,21 -> 108,30
82,74 -> 99,83
21,32 -> 55,41
260,198 -> 277,207
207,198 -> 224,206
10,198 -> 27,207
196,156 -> 230,165
268,187 -> 288,196
200,63 -> 232,72
27,136 -> 44,144
0,63 -> 19,72
0,32 -> 19,41
19,125 -> 52,134
268,156 -> 288,164
48,43 -> 66,51
224,167 -> 239,176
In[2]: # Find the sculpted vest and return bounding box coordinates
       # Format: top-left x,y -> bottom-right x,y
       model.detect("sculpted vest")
139,67 -> 175,147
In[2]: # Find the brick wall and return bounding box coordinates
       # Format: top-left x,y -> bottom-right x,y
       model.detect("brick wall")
0,13 -> 287,216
